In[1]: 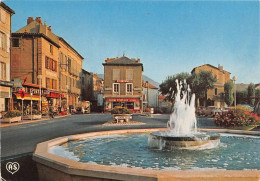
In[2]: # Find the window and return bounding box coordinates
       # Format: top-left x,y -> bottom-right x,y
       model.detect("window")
45,56 -> 57,72
113,69 -> 120,80
12,38 -> 20,47
50,44 -> 53,54
0,32 -> 7,50
0,62 -> 6,80
45,57 -> 50,69
113,83 -> 120,95
46,78 -> 50,89
126,83 -> 133,95
126,102 -> 134,109
0,9 -> 6,23
126,69 -> 133,80
215,88 -> 218,95
52,79 -> 57,89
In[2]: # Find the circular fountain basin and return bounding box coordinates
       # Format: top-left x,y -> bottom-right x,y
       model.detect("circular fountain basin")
149,131 -> 220,149
33,128 -> 260,181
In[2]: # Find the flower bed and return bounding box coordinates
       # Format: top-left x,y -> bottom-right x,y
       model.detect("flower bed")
2,110 -> 22,123
25,109 -> 42,120
111,107 -> 132,123
214,107 -> 260,130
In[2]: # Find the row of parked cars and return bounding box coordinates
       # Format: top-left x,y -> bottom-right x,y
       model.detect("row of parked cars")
196,103 -> 258,117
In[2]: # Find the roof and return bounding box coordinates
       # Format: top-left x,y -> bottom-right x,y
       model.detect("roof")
143,82 -> 158,89
103,56 -> 143,70
81,69 -> 91,75
58,36 -> 84,60
235,83 -> 249,92
22,82 -> 46,89
12,32 -> 60,48
15,20 -> 60,47
0,2 -> 15,15
191,64 -> 231,74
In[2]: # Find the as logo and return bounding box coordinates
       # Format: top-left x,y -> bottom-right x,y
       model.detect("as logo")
6,162 -> 20,175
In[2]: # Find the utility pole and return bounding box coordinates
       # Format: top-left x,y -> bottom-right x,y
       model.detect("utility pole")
146,81 -> 149,108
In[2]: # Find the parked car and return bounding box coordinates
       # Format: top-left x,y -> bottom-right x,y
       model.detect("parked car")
204,106 -> 222,117
237,104 -> 254,112
221,107 -> 232,114
254,100 -> 260,116
196,107 -> 206,116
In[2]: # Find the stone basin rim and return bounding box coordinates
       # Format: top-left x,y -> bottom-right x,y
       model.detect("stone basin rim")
33,128 -> 260,181
150,131 -> 221,141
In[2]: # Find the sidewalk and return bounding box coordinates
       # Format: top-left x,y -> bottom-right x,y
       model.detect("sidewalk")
0,114 -> 70,128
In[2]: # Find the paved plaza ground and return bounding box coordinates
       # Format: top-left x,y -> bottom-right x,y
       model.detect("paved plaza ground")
1,113 -> 259,181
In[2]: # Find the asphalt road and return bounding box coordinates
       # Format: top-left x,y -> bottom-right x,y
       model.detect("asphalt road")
1,113 -> 170,159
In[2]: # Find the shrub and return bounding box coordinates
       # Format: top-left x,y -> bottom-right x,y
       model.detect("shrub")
214,107 -> 260,128
32,109 -> 41,115
3,110 -> 22,118
111,106 -> 132,114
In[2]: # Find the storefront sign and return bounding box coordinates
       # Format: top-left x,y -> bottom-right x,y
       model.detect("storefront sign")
44,90 -> 50,94
12,79 -> 22,88
107,98 -> 139,102
116,80 -> 128,83
14,93 -> 40,100
46,92 -> 60,98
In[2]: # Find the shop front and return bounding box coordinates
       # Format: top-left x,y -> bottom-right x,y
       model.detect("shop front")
105,98 -> 142,113
0,81 -> 13,112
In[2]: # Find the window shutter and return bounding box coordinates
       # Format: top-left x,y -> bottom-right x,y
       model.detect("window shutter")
7,34 -> 10,52
0,32 -> 2,49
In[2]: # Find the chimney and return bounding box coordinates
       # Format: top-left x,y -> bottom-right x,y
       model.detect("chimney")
35,17 -> 42,25
48,26 -> 52,32
27,17 -> 34,24
218,64 -> 223,71
137,59 -> 140,63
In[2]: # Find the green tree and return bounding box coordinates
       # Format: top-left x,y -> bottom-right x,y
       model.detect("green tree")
224,81 -> 234,106
236,90 -> 248,104
190,70 -> 217,106
248,83 -> 255,106
159,72 -> 191,103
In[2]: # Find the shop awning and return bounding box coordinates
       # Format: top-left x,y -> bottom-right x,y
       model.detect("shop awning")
14,93 -> 40,101
107,98 -> 139,102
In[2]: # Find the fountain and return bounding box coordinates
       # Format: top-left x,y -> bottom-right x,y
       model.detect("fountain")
148,80 -> 220,149
33,81 -> 260,181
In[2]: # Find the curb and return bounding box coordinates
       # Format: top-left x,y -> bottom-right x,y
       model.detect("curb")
0,115 -> 70,128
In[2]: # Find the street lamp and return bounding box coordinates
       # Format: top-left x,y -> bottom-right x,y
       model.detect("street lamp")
66,85 -> 69,114
30,90 -> 33,121
232,76 -> 237,108
37,75 -> 42,113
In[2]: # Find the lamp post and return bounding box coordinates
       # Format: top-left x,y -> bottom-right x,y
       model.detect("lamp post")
232,76 -> 237,108
37,75 -> 42,113
66,85 -> 69,115
30,90 -> 33,121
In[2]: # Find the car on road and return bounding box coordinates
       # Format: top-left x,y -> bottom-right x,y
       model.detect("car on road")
204,106 -> 222,117
196,107 -> 206,116
254,100 -> 260,116
237,104 -> 254,112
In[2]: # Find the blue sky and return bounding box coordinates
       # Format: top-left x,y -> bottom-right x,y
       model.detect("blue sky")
4,0 -> 260,84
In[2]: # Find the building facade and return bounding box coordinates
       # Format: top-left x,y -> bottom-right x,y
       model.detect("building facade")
103,56 -> 143,113
11,17 -> 83,112
80,70 -> 104,112
191,64 -> 231,107
58,37 -> 83,109
142,81 -> 159,112
0,2 -> 15,112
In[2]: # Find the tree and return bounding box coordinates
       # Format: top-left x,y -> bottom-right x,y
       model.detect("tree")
224,81 -> 234,106
159,72 -> 191,103
236,90 -> 248,104
160,70 -> 217,107
248,83 -> 255,106
190,70 -> 217,106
